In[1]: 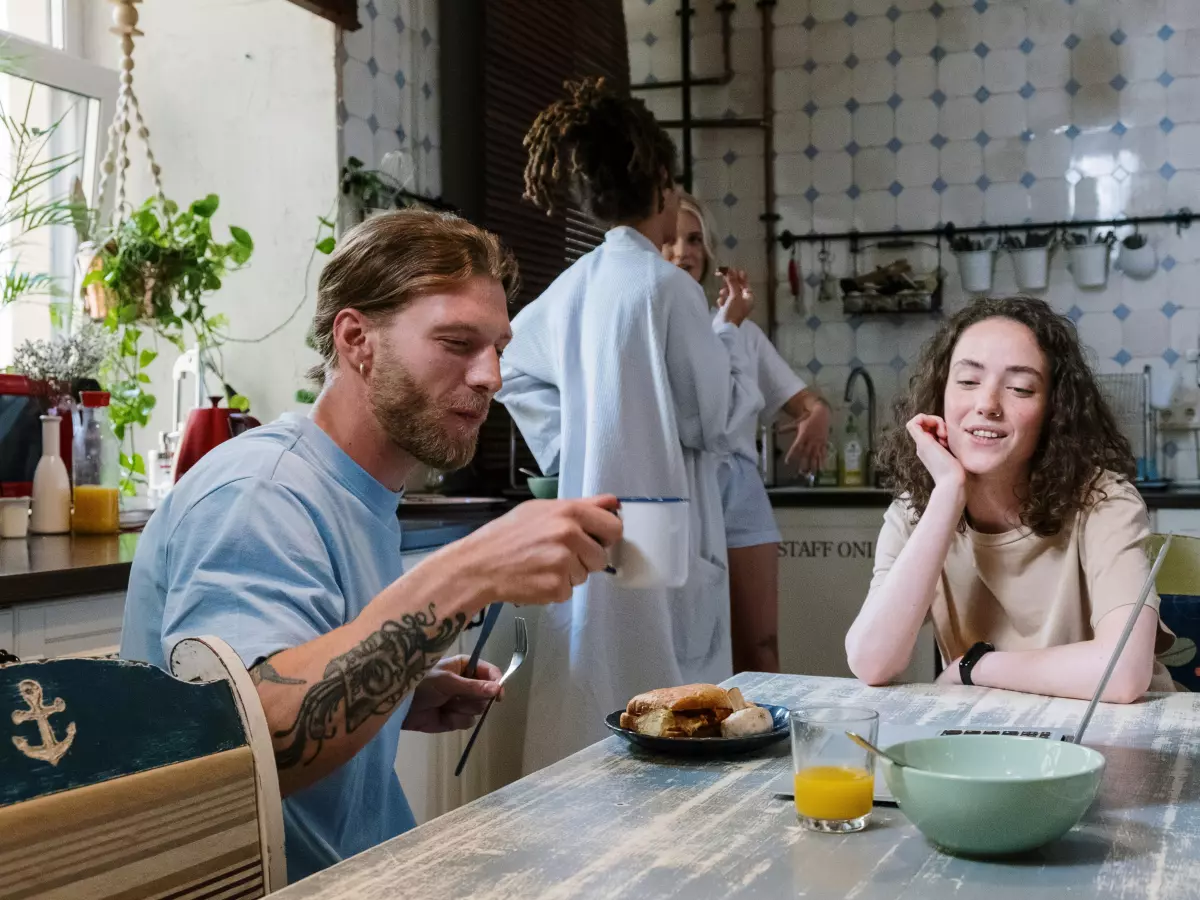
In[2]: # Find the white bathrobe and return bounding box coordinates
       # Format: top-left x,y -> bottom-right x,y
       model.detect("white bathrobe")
497,226 -> 764,773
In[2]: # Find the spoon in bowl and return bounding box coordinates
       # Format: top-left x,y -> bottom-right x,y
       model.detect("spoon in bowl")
519,467 -> 542,479
846,731 -> 914,769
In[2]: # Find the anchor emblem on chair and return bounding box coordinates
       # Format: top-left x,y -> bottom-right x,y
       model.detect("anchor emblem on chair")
11,679 -> 76,766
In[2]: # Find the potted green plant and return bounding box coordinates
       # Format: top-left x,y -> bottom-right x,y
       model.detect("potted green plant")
951,235 -> 995,294
81,195 -> 254,492
1000,230 -> 1055,292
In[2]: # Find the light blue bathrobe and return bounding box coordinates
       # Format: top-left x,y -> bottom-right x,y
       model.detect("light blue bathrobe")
497,226 -> 763,772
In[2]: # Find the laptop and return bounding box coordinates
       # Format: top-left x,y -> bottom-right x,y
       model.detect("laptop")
772,533 -> 1174,804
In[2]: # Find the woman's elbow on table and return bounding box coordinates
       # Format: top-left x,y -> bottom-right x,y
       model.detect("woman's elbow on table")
845,634 -> 902,687
1101,660 -> 1154,705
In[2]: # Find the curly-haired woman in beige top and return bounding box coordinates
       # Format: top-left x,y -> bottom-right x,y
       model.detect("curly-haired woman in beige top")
846,296 -> 1175,702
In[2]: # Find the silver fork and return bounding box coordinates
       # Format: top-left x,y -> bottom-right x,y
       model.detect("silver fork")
455,616 -> 528,776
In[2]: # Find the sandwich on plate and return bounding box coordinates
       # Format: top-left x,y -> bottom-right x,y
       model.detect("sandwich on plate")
620,684 -> 773,738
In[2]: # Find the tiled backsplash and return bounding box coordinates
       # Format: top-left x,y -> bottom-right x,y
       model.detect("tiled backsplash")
339,0 -> 441,195
627,0 -> 1200,480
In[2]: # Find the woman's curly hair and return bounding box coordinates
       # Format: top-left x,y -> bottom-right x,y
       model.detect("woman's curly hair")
876,296 -> 1135,536
522,76 -> 677,225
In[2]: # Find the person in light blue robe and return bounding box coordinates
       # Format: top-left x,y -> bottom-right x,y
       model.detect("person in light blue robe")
497,78 -> 764,772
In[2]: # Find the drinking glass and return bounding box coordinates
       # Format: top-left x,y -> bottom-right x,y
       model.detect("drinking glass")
790,706 -> 879,833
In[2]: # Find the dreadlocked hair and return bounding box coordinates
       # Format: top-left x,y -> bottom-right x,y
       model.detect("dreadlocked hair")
522,76 -> 678,225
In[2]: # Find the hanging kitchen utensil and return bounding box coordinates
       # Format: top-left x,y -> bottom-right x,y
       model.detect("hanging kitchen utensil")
788,241 -> 802,312
818,243 -> 839,304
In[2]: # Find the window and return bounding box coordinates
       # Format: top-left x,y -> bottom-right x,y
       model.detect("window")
0,18 -> 117,367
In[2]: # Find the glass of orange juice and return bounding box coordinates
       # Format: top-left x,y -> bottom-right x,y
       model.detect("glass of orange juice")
790,706 -> 879,833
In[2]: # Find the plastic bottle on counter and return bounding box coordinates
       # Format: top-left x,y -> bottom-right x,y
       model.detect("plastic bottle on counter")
819,437 -> 839,486
71,391 -> 121,534
840,415 -> 865,487
30,414 -> 71,534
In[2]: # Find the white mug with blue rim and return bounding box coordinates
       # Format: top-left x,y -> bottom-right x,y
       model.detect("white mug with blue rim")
610,497 -> 690,589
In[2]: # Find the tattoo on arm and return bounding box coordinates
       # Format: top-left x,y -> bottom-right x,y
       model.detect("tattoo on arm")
250,657 -> 308,686
272,604 -> 465,770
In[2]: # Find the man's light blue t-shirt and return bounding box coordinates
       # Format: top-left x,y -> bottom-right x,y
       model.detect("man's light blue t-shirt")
120,413 -> 416,884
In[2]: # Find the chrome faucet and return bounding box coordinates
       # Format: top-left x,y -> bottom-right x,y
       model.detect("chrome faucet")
844,367 -> 876,481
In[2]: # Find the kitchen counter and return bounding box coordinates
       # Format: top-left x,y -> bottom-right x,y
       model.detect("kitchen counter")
0,508 -> 508,606
769,483 -> 1200,509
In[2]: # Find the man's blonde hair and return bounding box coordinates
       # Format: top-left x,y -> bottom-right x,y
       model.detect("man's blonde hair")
308,208 -> 519,383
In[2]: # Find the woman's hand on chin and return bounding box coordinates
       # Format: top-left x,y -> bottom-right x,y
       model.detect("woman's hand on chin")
906,414 -> 966,489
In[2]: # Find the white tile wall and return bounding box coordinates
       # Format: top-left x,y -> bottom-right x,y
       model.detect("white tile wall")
339,0 -> 441,195
630,0 -> 1200,478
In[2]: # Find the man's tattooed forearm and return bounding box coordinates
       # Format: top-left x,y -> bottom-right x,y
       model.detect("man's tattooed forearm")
250,657 -> 308,686
272,604 -> 465,769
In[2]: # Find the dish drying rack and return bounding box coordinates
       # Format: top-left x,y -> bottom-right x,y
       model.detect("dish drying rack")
1097,368 -> 1162,485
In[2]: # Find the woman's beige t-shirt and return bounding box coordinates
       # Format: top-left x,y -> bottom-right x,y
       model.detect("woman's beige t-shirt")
869,471 -> 1176,691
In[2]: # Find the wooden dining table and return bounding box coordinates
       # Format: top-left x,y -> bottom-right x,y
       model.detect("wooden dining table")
273,673 -> 1200,899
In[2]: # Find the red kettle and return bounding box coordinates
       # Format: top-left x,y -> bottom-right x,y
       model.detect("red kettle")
174,396 -> 261,482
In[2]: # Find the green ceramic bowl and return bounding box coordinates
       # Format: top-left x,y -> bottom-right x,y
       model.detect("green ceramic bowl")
526,476 -> 559,499
881,736 -> 1105,857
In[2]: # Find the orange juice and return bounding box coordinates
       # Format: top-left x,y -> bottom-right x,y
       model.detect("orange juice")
72,484 -> 120,534
793,765 -> 874,820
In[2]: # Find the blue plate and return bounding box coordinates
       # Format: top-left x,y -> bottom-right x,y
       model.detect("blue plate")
604,703 -> 790,756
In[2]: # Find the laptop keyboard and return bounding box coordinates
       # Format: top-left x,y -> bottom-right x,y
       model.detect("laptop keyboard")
939,729 -> 1074,742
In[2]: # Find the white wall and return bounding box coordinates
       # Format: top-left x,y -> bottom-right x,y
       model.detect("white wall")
78,0 -> 336,455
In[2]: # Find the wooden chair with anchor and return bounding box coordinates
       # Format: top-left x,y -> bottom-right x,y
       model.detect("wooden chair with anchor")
0,636 -> 285,898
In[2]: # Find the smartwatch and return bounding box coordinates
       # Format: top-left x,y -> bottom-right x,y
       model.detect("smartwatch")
959,641 -> 995,686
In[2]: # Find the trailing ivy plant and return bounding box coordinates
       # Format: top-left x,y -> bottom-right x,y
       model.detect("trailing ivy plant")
83,194 -> 254,492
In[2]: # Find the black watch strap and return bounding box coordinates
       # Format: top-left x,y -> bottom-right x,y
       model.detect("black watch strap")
959,641 -> 995,686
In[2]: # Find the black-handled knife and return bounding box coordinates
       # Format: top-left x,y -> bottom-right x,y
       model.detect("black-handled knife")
464,602 -> 503,678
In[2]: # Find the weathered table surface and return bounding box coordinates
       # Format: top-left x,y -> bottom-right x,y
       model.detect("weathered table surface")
275,673 -> 1200,899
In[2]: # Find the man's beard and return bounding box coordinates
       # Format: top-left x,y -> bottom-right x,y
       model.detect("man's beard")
368,353 -> 488,472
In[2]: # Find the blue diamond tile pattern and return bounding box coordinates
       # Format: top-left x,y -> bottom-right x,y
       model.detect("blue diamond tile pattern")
933,176 -> 948,194
724,234 -> 738,250
846,53 -> 860,69
644,31 -> 657,46
1159,25 -> 1175,41
887,49 -> 903,66
366,113 -> 379,133
1019,82 -> 1036,99
723,149 -> 739,165
1020,38 -> 1035,54
931,89 -> 947,107
1066,78 -> 1081,96
367,57 -> 379,76
1065,34 -> 1080,50
973,0 -> 987,12
1163,302 -> 1181,318
803,14 -> 816,30
1112,121 -> 1128,136
1110,29 -> 1127,46
846,98 -> 861,113
1020,172 -> 1036,188
1110,74 -> 1128,91
1164,348 -> 1181,366
723,192 -> 738,207
847,184 -> 862,199
1067,305 -> 1084,323
931,45 -> 947,63
931,133 -> 948,149
1161,162 -> 1177,180
806,316 -> 822,331
889,181 -> 904,196
975,86 -> 991,103
846,140 -> 861,156
1114,303 -> 1131,321
1159,71 -> 1175,88
1113,349 -> 1132,366
364,0 -> 377,18
887,137 -> 903,153
805,186 -> 820,202
930,1 -> 944,17
887,6 -> 901,22
805,144 -> 820,159
975,42 -> 990,59
1066,124 -> 1081,139
804,58 -> 818,74
890,355 -> 907,372
1021,129 -> 1034,142
804,100 -> 819,117
845,11 -> 859,26
1163,255 -> 1177,271
807,358 -> 823,374
976,174 -> 992,191
395,70 -> 407,89
1165,440 -> 1179,459
975,130 -> 991,147
888,93 -> 903,110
